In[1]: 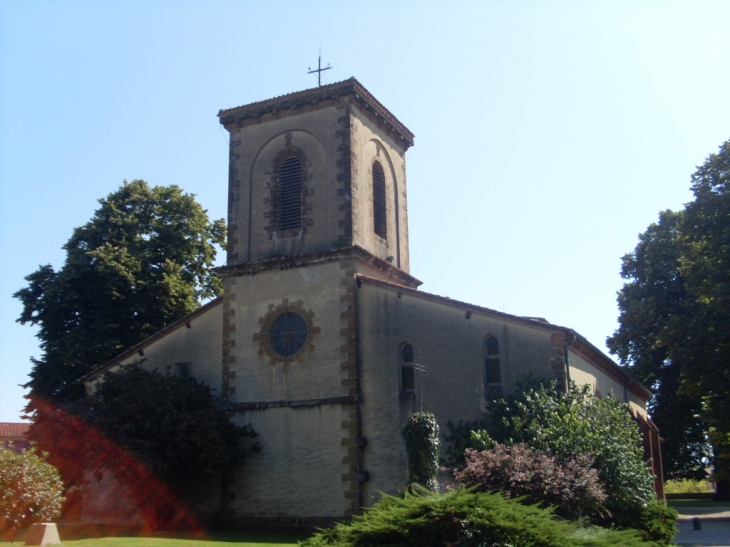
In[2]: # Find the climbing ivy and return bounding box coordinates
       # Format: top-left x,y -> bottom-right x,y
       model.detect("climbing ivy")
402,412 -> 440,491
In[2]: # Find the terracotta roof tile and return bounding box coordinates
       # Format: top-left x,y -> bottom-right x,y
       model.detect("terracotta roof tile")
0,422 -> 30,438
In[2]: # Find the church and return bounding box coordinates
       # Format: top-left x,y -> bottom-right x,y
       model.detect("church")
85,78 -> 661,526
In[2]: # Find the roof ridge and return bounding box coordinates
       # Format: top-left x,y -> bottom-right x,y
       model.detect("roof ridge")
218,77 -> 358,115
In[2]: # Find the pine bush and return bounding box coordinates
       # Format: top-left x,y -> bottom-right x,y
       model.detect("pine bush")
301,487 -> 657,547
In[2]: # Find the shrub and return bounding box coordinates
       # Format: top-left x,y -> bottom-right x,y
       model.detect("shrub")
29,364 -> 257,527
625,500 -> 678,546
453,443 -> 607,520
488,382 -> 656,522
0,448 -> 64,540
301,487 -> 653,547
402,412 -> 440,491
442,418 -> 489,467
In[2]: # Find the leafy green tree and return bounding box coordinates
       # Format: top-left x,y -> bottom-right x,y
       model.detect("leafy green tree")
87,364 -> 253,493
14,180 -> 226,403
31,364 -> 256,525
608,139 -> 730,498
0,448 -> 64,540
487,383 -> 656,525
607,210 -> 710,481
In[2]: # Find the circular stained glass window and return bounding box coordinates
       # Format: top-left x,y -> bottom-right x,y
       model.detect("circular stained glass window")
269,312 -> 309,357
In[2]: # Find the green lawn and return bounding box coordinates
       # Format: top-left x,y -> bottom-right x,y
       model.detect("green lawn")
668,499 -> 727,508
4,531 -> 309,546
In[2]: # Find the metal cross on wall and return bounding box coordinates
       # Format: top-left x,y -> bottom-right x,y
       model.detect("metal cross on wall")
307,49 -> 332,87
413,349 -> 429,412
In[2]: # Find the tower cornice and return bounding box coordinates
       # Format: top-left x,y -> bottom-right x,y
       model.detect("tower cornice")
214,245 -> 422,288
218,78 -> 415,150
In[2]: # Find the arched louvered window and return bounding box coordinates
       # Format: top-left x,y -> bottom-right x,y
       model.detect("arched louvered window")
279,156 -> 302,231
485,335 -> 501,385
400,343 -> 415,391
372,161 -> 387,239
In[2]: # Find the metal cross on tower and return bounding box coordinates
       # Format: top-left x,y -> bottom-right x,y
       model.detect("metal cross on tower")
307,49 -> 332,87
413,349 -> 429,412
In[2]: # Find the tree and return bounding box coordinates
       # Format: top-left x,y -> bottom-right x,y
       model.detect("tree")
14,180 -> 226,403
606,211 -> 710,481
87,364 -> 254,492
0,448 -> 64,540
608,139 -> 730,498
30,364 -> 256,527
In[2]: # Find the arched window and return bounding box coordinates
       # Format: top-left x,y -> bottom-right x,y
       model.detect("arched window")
400,343 -> 414,391
485,335 -> 501,385
279,155 -> 302,230
372,161 -> 387,239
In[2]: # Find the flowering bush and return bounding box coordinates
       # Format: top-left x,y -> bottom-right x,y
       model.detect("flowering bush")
0,448 -> 64,540
453,442 -> 607,520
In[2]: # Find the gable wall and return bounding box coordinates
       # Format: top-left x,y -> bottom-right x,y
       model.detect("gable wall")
86,301 -> 223,392
569,353 -> 647,416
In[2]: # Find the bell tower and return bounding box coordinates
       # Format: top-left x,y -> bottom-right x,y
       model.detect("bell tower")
217,78 -> 416,278
215,80 -> 420,521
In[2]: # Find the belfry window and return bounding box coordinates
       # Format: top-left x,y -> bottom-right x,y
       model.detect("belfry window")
485,335 -> 501,385
400,343 -> 415,391
372,161 -> 387,239
279,156 -> 302,231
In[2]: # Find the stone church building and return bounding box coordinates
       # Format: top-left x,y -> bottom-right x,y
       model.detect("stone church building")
85,78 -> 661,525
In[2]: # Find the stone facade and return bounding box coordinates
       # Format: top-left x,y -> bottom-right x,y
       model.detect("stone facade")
85,78 -> 659,526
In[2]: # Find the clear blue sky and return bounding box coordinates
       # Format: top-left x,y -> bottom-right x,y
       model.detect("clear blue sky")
1,1 -> 729,422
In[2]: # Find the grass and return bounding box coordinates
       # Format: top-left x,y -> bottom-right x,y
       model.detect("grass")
668,499 -> 726,508
663,479 -> 712,494
4,531 -> 310,546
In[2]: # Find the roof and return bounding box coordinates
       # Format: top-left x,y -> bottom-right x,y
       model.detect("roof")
82,297 -> 224,382
0,422 -> 30,438
355,274 -> 652,401
218,77 -> 415,150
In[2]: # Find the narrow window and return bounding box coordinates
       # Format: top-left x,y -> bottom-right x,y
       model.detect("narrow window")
485,336 -> 501,385
373,161 -> 387,239
175,362 -> 191,379
279,156 -> 302,230
401,343 -> 415,391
